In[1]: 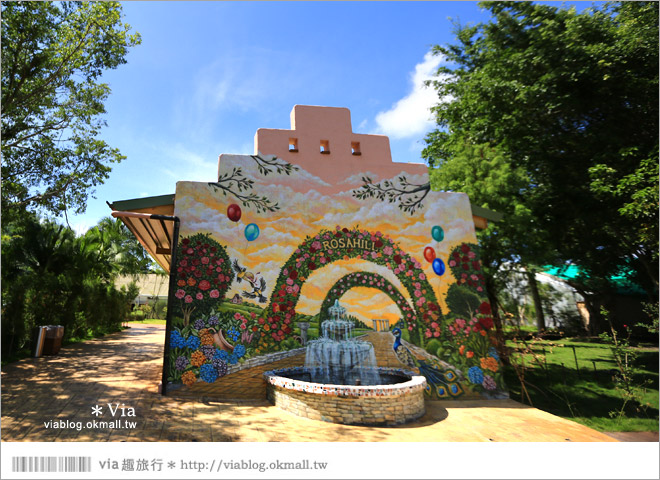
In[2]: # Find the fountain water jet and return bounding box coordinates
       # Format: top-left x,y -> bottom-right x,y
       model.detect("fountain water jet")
304,299 -> 381,386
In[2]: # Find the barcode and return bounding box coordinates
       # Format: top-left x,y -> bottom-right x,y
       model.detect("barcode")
11,456 -> 91,473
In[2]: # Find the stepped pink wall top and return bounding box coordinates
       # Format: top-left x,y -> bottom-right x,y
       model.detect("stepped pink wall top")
254,105 -> 427,187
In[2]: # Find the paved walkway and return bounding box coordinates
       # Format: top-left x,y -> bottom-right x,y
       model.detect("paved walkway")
1,324 -> 648,442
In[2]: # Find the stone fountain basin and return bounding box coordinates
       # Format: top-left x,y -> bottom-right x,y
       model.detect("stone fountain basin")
263,366 -> 427,426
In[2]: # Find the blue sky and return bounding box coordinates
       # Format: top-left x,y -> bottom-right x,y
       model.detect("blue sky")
69,1 -> 593,234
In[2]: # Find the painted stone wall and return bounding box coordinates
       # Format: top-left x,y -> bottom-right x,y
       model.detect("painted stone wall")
165,153 -> 506,399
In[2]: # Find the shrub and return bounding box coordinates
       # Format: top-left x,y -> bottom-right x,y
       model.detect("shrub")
425,338 -> 443,356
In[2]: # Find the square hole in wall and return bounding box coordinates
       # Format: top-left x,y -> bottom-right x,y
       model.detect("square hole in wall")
351,141 -> 361,156
288,138 -> 298,152
320,140 -> 330,154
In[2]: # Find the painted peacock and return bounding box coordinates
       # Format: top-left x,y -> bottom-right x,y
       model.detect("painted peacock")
391,327 -> 464,398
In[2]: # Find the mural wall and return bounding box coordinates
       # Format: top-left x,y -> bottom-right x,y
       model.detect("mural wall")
165,153 -> 506,399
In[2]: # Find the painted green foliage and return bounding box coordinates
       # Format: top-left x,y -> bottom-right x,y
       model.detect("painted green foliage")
320,272 -> 414,329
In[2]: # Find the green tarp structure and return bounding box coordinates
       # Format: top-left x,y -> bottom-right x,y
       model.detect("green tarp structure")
543,264 -> 647,297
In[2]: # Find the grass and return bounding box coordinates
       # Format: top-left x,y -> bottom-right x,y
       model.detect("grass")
126,318 -> 167,325
503,336 -> 659,432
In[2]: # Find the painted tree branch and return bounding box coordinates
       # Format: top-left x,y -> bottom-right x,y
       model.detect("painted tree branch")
207,154 -> 299,213
352,175 -> 431,215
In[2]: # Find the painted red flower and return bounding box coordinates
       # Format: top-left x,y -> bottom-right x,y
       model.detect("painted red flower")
308,262 -> 317,270
198,280 -> 211,291
374,239 -> 383,248
209,289 -> 219,298
393,255 -> 402,264
479,317 -> 494,330
289,270 -> 298,280
479,302 -> 492,315
461,244 -> 470,253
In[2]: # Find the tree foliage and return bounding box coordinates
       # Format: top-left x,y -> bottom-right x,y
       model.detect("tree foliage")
424,2 -> 658,326
0,215 -> 148,360
1,1 -> 141,220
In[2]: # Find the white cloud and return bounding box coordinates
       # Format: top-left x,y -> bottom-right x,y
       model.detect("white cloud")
158,143 -> 218,183
374,52 -> 447,140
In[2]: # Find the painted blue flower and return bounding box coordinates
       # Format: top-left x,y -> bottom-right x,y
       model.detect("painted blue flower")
193,318 -> 205,330
227,353 -> 239,365
227,327 -> 240,342
468,366 -> 484,384
233,344 -> 246,358
170,331 -> 186,349
200,364 -> 218,383
214,349 -> 229,361
186,335 -> 201,350
488,347 -> 500,361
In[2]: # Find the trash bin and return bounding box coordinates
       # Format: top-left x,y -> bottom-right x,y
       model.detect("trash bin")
32,326 -> 48,357
43,325 -> 64,355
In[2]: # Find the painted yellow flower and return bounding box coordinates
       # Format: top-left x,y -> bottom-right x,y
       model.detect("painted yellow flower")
480,356 -> 499,372
190,350 -> 206,367
181,371 -> 197,386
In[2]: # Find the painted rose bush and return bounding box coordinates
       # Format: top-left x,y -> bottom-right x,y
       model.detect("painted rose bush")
173,233 -> 234,326
434,242 -> 506,396
256,226 -> 445,353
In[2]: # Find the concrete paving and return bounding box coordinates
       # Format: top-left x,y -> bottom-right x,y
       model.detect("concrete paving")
0,323 -> 643,442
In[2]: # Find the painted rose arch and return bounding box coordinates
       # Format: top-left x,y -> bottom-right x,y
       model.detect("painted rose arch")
258,226 -> 444,351
319,271 -> 415,328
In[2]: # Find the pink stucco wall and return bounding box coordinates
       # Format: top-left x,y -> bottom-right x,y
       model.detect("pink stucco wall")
254,105 -> 428,185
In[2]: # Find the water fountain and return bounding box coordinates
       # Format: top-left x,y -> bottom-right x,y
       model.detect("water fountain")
304,299 -> 381,386
264,301 -> 427,426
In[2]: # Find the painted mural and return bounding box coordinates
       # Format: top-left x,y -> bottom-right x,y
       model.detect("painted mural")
165,153 -> 507,399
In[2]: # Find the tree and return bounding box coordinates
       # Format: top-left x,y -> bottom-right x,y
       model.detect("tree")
0,214 -> 142,360
424,1 -> 658,332
88,216 -> 156,276
1,1 -> 141,221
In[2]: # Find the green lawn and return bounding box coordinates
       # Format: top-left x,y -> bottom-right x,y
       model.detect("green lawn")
126,318 -> 166,325
503,337 -> 659,432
